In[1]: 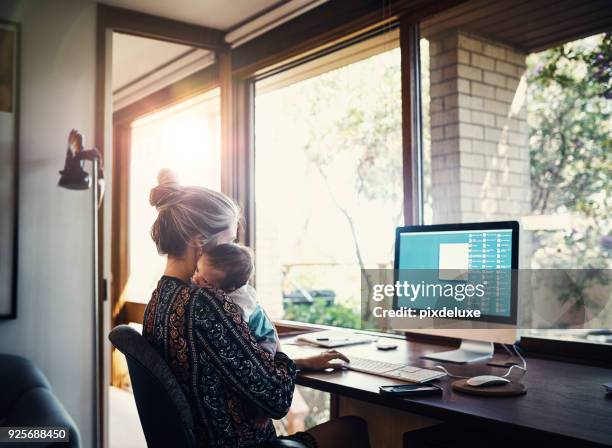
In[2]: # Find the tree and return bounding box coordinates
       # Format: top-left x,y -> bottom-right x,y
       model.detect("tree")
527,33 -> 612,269
288,49 -> 404,304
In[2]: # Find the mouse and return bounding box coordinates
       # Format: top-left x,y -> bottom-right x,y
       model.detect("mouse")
376,341 -> 398,351
466,375 -> 510,387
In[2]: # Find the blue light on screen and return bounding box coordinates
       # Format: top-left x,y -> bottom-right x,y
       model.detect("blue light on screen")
396,229 -> 512,317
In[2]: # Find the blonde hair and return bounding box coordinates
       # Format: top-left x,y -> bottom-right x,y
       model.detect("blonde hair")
149,169 -> 239,256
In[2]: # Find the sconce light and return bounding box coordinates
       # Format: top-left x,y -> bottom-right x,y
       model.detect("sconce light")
59,129 -> 104,192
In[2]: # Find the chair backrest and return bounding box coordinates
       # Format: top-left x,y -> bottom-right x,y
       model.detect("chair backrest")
108,325 -> 196,448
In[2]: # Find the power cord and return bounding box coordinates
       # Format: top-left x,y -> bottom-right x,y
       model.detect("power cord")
434,344 -> 527,379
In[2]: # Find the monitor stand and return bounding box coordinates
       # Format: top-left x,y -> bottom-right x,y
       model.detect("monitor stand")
421,339 -> 494,364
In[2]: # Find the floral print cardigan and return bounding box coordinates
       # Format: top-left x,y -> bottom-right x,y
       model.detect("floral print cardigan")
143,276 -> 299,447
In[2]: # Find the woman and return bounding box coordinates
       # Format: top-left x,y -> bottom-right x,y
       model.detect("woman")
142,170 -> 370,448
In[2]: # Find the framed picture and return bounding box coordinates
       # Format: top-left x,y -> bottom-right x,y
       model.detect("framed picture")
0,20 -> 19,318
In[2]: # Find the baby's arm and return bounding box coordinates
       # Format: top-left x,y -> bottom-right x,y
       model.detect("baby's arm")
249,305 -> 279,355
230,285 -> 279,355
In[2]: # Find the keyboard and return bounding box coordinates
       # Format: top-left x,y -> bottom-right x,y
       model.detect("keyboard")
346,356 -> 446,384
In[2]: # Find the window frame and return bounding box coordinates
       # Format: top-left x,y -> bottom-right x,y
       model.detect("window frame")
250,25 -> 404,322
104,0 -> 611,361
239,19 -> 425,332
411,9 -> 611,357
230,3 -> 611,359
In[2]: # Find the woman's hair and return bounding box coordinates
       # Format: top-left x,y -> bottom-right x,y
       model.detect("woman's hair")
205,243 -> 254,291
150,169 -> 239,257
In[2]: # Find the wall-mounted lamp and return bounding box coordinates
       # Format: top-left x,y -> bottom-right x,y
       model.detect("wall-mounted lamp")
59,129 -> 104,194
58,129 -> 104,446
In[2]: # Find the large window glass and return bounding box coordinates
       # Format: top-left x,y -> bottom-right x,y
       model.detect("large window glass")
419,4 -> 611,343
125,89 -> 221,302
254,31 -> 403,327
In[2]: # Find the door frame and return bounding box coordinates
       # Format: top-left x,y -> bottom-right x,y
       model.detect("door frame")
95,6 -> 226,447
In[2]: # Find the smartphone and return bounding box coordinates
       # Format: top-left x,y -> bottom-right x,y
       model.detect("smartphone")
379,384 -> 443,396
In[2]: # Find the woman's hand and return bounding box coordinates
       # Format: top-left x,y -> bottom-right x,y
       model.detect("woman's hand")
294,350 -> 350,371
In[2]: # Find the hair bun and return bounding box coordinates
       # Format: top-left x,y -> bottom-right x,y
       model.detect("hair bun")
150,169 -> 182,210
157,168 -> 179,186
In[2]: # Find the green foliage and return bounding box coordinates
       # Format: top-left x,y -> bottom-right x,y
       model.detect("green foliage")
283,300 -> 361,329
531,33 -> 612,99
527,33 -> 612,269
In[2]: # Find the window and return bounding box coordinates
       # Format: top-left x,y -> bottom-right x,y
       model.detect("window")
419,5 -> 611,343
254,31 -> 403,327
124,89 -> 221,302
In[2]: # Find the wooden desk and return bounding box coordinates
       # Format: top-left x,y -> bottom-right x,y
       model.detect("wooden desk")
281,335 -> 612,447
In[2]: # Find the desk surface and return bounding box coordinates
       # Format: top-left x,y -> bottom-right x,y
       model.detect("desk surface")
281,335 -> 612,447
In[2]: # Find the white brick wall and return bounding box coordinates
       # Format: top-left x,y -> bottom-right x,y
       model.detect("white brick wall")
428,31 -> 531,223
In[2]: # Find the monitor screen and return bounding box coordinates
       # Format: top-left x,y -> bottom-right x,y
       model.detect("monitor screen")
394,222 -> 518,324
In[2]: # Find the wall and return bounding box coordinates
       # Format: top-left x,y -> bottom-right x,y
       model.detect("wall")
428,31 -> 531,223
0,1 -> 97,446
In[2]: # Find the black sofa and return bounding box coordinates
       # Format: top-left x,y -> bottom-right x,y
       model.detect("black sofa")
0,354 -> 80,447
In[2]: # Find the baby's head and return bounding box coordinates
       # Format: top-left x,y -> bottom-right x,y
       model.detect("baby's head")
197,243 -> 253,292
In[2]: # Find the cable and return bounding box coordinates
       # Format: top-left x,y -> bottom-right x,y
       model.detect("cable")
500,343 -> 527,378
434,343 -> 527,379
502,342 -> 514,357
433,364 -> 470,379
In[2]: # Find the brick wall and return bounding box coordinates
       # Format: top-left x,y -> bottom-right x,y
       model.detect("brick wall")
428,31 -> 531,223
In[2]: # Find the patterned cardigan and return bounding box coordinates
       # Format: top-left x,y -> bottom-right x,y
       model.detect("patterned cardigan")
143,276 -> 297,447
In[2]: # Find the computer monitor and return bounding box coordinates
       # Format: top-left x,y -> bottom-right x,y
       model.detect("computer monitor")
393,221 -> 519,364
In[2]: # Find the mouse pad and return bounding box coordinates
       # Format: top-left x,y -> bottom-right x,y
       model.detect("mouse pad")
452,379 -> 527,397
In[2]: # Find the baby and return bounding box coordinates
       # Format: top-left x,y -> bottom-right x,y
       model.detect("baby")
192,243 -> 279,356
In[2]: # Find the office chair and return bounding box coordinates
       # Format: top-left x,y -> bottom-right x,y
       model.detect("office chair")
109,325 -> 306,448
